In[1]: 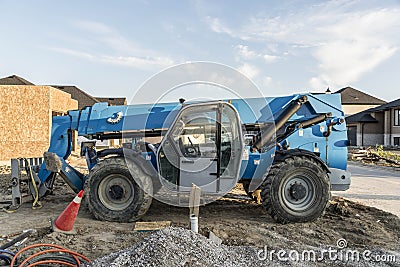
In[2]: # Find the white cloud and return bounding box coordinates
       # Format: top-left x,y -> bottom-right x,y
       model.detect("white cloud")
263,54 -> 278,63
50,47 -> 94,60
309,7 -> 399,88
73,20 -> 149,55
206,16 -> 237,37
235,45 -> 258,60
310,40 -> 397,88
52,20 -> 176,70
235,45 -> 279,63
51,47 -> 175,70
206,2 -> 400,89
237,63 -> 259,80
100,55 -> 175,69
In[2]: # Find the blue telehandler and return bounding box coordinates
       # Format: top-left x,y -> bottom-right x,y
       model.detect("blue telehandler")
10,92 -> 350,223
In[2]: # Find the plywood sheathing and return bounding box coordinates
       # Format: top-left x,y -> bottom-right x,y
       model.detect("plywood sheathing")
49,86 -> 78,113
0,85 -> 78,161
0,141 -> 49,161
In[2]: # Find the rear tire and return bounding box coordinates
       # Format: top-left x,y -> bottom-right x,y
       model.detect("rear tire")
85,157 -> 152,222
261,156 -> 330,223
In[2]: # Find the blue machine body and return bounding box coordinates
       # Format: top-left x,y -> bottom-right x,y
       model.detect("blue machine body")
38,93 -> 349,192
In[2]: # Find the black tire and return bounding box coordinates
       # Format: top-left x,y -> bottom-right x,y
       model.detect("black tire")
261,156 -> 331,223
85,157 -> 152,222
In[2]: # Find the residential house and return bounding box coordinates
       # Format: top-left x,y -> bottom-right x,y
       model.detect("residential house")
0,76 -> 78,161
332,86 -> 387,147
53,86 -> 127,109
0,75 -> 34,86
0,74 -> 128,161
96,97 -> 127,106
346,98 -> 400,147
52,85 -> 100,110
335,87 -> 386,116
370,99 -> 400,146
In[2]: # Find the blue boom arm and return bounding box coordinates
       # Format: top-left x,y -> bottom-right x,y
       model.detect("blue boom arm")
37,102 -> 181,190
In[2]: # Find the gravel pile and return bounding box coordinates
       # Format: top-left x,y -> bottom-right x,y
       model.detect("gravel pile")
85,227 -> 267,267
85,227 -> 399,267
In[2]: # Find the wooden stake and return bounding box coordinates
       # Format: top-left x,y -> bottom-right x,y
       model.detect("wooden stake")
189,183 -> 201,218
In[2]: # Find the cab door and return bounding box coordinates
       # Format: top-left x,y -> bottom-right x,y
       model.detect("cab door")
157,102 -> 243,193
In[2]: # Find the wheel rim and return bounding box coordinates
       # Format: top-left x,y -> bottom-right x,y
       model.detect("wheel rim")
98,174 -> 135,211
281,172 -> 316,212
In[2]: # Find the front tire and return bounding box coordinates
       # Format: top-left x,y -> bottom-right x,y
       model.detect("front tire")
261,156 -> 330,223
85,157 -> 152,222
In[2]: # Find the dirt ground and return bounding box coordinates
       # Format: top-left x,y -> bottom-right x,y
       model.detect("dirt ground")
0,164 -> 399,265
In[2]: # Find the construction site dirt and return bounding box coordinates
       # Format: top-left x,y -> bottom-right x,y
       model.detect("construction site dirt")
0,164 -> 399,266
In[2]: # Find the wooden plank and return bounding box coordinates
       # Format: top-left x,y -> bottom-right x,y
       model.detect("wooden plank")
133,221 -> 171,232
189,183 -> 201,217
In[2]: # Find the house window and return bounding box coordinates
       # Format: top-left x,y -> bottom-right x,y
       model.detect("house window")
395,109 -> 400,126
395,137 -> 400,146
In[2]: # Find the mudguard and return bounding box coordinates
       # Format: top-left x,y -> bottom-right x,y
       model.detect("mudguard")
273,148 -> 331,174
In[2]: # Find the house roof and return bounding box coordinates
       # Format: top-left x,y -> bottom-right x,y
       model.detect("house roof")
369,98 -> 400,112
1,74 -> 127,109
0,75 -> 34,85
53,86 -> 127,109
52,85 -> 100,110
334,87 -> 386,105
96,97 -> 126,106
345,109 -> 378,124
346,97 -> 400,124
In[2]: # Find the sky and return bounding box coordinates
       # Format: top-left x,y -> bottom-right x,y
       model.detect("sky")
1,0 -> 400,102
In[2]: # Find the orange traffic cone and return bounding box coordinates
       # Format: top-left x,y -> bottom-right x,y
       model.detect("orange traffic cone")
53,190 -> 84,233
